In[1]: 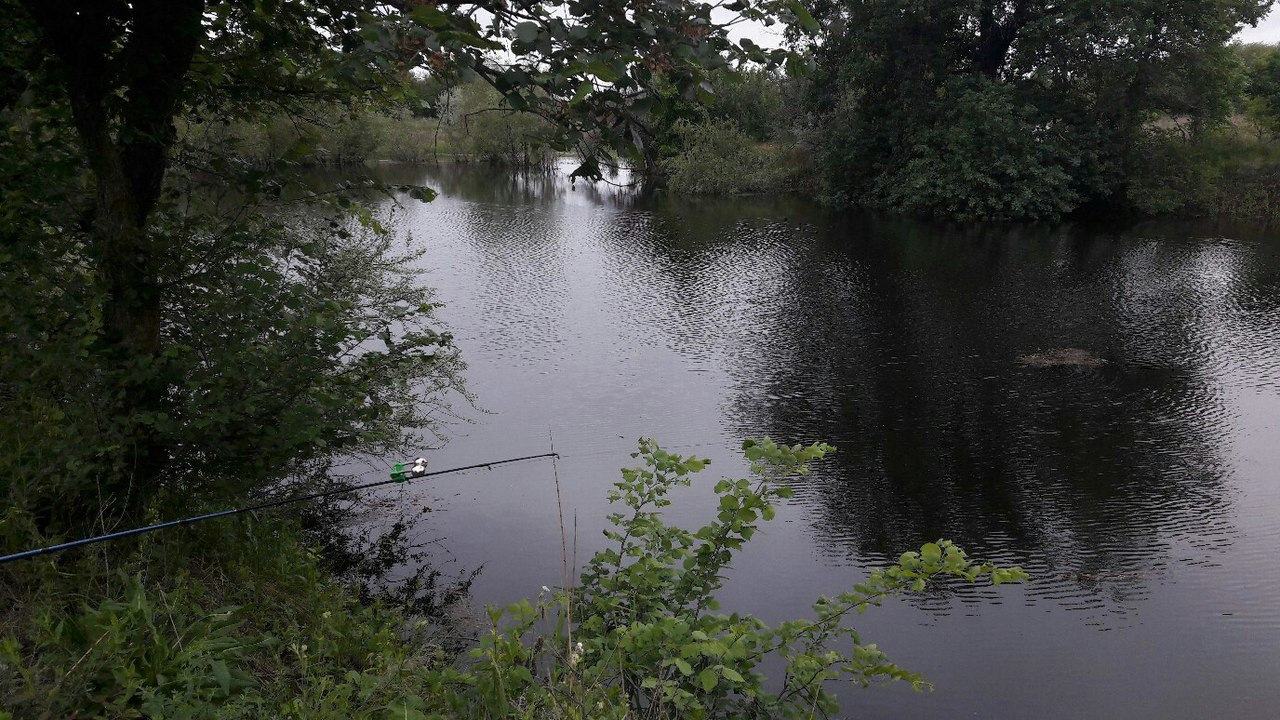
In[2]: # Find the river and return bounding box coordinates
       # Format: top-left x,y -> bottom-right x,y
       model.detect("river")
361,160 -> 1280,719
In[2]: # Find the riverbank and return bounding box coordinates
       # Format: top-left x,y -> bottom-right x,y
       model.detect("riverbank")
659,127 -> 1280,225
195,105 -> 1280,225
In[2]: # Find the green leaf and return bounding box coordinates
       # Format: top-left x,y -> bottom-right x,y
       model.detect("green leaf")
410,6 -> 451,28
788,1 -> 820,33
674,657 -> 693,676
920,542 -> 942,562
515,22 -> 539,45
570,79 -> 593,106
720,666 -> 744,683
698,667 -> 718,692
211,659 -> 231,695
587,61 -> 621,83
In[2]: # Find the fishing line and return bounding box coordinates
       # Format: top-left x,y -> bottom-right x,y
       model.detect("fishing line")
0,452 -> 557,566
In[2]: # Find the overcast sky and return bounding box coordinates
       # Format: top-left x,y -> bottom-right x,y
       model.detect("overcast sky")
1238,9 -> 1280,43
724,8 -> 1280,48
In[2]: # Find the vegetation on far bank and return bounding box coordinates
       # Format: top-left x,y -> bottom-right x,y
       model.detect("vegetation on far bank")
226,32 -> 1280,224
654,32 -> 1280,224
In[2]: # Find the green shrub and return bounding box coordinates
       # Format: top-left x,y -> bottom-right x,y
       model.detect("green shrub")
662,120 -> 790,195
1124,129 -> 1222,215
5,574 -> 258,718
439,438 -> 1027,719
1210,164 -> 1280,222
372,115 -> 447,163
869,79 -> 1081,221
0,513 -> 463,720
1124,128 -> 1280,219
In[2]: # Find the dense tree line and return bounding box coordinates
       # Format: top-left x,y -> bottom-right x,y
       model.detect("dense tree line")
655,2 -> 1279,221
803,0 -> 1273,219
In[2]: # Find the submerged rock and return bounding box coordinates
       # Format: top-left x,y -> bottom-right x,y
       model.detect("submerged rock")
1017,348 -> 1107,368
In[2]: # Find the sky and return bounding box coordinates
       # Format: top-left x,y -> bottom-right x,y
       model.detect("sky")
1238,9 -> 1280,44
725,8 -> 1280,48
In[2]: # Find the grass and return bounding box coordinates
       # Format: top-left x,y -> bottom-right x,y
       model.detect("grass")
0,507 -> 469,719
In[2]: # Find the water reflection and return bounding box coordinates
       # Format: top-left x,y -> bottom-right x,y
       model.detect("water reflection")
719,221 -> 1244,607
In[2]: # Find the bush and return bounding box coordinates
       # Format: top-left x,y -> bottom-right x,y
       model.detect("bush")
372,115 -> 447,163
662,120 -> 791,195
1124,128 -> 1280,219
868,79 -> 1081,221
0,163 -> 463,533
1210,163 -> 1280,222
1124,128 -> 1222,215
439,438 -> 1027,719
0,515 -> 461,720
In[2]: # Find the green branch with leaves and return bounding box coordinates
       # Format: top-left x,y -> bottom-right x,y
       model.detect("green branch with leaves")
448,438 -> 1027,720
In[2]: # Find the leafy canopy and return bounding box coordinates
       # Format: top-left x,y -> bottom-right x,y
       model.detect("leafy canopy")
805,0 -> 1273,219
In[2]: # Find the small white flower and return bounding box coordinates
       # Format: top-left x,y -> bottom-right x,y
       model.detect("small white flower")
541,585 -> 551,594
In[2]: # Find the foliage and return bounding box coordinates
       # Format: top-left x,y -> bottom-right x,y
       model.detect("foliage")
1244,44 -> 1280,137
1124,129 -> 1225,215
191,81 -> 557,168
640,67 -> 803,180
203,111 -> 384,167
868,78 -> 1080,221
1125,126 -> 1280,219
0,161 -> 464,528
1,0 -> 821,533
805,0 -> 1274,220
437,82 -> 558,168
708,68 -> 794,145
7,574 -> 258,717
1207,163 -> 1280,221
662,120 -> 791,195
0,514 -> 469,720
371,115 -> 448,164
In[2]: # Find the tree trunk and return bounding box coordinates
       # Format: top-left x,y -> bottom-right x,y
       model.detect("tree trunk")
975,1 -> 1011,79
22,0 -> 205,523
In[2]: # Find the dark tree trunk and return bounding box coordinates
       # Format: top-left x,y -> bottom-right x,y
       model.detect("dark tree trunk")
20,0 -> 205,522
974,0 -> 1036,79
975,1 -> 1012,78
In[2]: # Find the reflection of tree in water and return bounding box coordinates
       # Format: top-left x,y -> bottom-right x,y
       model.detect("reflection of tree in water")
700,214 -> 1276,611
375,160 -> 642,208
579,194 -> 835,369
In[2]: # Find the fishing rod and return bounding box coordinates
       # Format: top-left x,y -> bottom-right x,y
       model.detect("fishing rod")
0,452 -> 557,566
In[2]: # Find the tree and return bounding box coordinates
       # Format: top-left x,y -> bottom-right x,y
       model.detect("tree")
1244,44 -> 1280,137
804,0 -> 1273,219
0,1 -> 815,533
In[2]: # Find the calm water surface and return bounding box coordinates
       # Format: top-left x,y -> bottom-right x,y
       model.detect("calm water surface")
368,161 -> 1280,719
